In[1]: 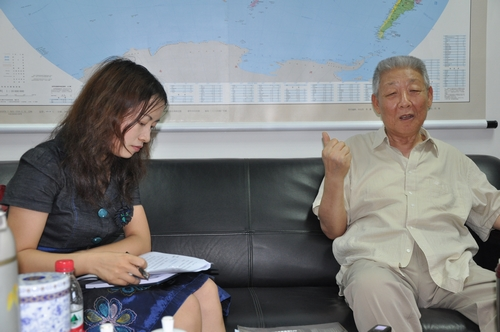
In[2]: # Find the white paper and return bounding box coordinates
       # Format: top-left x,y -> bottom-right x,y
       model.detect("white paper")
140,252 -> 211,274
76,251 -> 210,289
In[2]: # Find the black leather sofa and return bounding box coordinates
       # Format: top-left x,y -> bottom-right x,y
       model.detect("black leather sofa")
1,155 -> 500,332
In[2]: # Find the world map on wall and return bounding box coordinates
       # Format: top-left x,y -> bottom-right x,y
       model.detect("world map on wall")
0,0 -> 477,125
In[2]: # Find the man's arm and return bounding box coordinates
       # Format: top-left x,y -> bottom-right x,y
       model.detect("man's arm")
493,214 -> 500,230
318,132 -> 351,240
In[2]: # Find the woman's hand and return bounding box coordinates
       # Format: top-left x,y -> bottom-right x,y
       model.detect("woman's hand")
8,205 -> 151,286
82,251 -> 148,285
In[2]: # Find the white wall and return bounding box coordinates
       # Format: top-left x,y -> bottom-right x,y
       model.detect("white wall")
1,1 -> 499,161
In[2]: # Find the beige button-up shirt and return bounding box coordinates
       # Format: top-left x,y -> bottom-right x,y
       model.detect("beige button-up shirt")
313,127 -> 500,293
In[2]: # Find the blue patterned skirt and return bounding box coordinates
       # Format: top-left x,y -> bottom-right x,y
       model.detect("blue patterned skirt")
82,273 -> 231,332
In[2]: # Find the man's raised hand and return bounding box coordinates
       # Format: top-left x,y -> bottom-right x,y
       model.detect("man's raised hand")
321,132 -> 351,178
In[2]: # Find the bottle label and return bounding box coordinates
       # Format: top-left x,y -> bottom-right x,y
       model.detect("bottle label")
70,309 -> 84,332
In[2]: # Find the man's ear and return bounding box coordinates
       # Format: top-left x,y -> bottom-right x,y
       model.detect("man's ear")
427,86 -> 434,109
371,94 -> 381,115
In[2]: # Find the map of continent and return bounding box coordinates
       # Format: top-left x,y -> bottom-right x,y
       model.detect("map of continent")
0,0 -> 475,125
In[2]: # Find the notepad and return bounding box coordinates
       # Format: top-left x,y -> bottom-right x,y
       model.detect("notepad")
77,251 -> 211,289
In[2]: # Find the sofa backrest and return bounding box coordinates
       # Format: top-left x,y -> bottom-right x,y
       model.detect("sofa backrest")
139,158 -> 334,288
0,162 -> 18,185
134,155 -> 500,287
2,154 -> 500,287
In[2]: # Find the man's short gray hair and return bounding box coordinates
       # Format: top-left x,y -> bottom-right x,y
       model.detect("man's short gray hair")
372,55 -> 430,97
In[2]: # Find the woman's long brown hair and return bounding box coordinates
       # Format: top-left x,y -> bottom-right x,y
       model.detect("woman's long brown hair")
52,57 -> 167,206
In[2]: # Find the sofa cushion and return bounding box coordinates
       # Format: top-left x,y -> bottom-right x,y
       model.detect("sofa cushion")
224,286 -> 356,330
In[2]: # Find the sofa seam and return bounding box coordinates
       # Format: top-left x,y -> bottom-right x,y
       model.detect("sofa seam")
248,287 -> 264,327
245,160 -> 254,287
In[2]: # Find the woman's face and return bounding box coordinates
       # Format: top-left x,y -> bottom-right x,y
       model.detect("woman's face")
113,101 -> 165,158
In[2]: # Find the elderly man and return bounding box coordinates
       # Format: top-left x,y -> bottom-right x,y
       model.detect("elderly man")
312,55 -> 499,331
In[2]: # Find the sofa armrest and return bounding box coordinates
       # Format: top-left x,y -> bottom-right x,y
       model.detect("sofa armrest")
470,228 -> 500,271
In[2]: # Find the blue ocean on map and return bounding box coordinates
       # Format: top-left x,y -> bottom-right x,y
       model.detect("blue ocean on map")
1,0 -> 448,81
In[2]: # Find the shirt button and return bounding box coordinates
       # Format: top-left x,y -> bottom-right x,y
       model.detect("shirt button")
92,237 -> 102,244
98,208 -> 109,218
406,248 -> 411,253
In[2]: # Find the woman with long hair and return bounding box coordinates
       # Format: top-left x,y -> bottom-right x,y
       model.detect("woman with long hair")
3,57 -> 229,332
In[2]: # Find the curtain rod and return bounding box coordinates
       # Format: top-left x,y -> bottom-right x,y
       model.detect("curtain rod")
0,120 -> 497,134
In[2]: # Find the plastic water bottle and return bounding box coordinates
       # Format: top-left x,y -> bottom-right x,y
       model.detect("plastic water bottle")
0,210 -> 20,332
56,259 -> 84,332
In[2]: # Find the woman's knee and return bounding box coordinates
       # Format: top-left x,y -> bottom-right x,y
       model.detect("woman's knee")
194,278 -> 220,301
174,294 -> 202,331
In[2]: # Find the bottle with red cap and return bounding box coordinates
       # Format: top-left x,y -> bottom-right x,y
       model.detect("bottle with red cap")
56,259 -> 84,332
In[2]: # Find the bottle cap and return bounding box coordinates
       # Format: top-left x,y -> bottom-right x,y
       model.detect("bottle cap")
161,316 -> 174,332
55,259 -> 75,273
100,323 -> 114,332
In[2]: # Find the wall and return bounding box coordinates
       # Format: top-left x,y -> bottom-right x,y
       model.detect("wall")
1,0 -> 499,161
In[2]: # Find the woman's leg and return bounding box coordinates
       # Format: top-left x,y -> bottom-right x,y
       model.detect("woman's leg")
193,278 -> 225,332
173,294 -> 202,332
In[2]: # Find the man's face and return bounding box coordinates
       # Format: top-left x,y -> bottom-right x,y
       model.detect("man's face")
372,67 -> 433,139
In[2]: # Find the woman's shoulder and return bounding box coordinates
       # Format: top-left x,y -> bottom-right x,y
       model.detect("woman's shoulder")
18,138 -> 67,181
21,138 -> 65,166
5,138 -> 67,207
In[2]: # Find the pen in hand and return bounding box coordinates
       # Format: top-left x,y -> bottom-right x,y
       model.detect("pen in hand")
126,251 -> 150,280
138,266 -> 150,280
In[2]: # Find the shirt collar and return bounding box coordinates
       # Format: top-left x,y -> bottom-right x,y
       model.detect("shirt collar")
372,126 -> 439,156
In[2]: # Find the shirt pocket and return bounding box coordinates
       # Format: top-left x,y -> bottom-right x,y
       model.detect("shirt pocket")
425,178 -> 469,219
